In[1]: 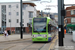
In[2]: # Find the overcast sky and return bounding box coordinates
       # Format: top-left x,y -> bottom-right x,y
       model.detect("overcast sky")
0,0 -> 75,13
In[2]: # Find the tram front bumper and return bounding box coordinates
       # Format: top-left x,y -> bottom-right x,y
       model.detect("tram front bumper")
32,37 -> 48,42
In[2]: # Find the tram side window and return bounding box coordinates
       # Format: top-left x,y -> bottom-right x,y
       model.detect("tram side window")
51,26 -> 54,32
48,24 -> 51,33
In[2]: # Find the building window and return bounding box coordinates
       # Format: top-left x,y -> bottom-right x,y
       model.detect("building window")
16,12 -> 19,16
29,19 -> 32,23
23,4 -> 28,9
29,12 -> 33,18
1,5 -> 6,31
71,10 -> 75,15
9,5 -> 11,8
9,19 -> 11,22
74,10 -> 75,14
16,5 -> 18,8
71,18 -> 75,23
9,12 -> 11,15
17,19 -> 19,23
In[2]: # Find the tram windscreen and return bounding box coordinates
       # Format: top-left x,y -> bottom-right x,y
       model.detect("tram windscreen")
33,18 -> 47,32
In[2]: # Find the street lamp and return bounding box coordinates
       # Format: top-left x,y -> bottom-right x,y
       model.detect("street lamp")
20,0 -> 23,39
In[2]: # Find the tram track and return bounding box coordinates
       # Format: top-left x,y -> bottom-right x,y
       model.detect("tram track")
0,38 -> 31,45
21,43 -> 33,50
21,42 -> 46,50
39,43 -> 47,50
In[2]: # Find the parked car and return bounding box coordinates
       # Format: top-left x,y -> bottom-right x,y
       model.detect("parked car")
0,31 -> 4,34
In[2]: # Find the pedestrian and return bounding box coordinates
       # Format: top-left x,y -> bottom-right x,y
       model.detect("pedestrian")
71,31 -> 72,35
4,29 -> 8,37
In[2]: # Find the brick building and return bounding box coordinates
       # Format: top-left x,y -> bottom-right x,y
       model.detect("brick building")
65,6 -> 75,33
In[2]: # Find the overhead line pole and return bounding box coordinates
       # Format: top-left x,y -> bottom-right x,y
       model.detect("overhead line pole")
58,0 -> 64,46
61,0 -> 64,38
20,0 -> 23,39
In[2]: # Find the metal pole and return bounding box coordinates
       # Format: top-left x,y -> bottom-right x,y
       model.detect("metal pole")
14,10 -> 16,34
10,8 -> 11,34
41,10 -> 43,17
61,0 -> 64,38
58,0 -> 64,46
20,0 -> 23,39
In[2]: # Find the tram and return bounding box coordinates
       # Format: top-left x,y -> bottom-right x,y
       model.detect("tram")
32,17 -> 57,42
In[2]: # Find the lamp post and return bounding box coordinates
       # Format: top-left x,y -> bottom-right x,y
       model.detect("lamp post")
9,7 -> 11,34
20,0 -> 23,39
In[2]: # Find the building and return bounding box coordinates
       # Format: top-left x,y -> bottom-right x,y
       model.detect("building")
53,13 -> 58,21
36,11 -> 50,17
37,10 -> 40,17
0,1 -> 37,33
65,6 -> 75,33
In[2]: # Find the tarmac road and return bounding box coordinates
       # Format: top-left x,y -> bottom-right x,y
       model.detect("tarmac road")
0,36 -> 58,50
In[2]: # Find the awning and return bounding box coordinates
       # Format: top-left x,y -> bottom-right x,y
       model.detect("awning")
67,24 -> 75,27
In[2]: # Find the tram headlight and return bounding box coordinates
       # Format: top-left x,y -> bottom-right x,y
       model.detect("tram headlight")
49,34 -> 51,36
33,35 -> 35,37
43,35 -> 47,37
33,35 -> 36,38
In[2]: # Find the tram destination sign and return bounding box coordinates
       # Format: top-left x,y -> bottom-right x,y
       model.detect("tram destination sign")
26,0 -> 41,1
33,18 -> 47,22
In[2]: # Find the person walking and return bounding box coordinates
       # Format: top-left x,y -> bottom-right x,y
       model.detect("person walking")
4,29 -> 8,37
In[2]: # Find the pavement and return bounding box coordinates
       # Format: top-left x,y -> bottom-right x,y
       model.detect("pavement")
54,33 -> 75,50
0,33 -> 32,42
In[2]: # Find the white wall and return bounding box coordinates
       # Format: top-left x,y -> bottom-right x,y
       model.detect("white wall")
55,17 -> 58,21
6,3 -> 20,27
0,5 -> 1,28
0,2 -> 37,28
23,5 -> 37,27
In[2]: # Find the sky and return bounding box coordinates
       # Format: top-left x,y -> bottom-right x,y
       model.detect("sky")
0,0 -> 75,13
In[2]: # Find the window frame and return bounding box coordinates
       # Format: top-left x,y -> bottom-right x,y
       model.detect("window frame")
29,12 -> 33,18
16,12 -> 19,16
71,10 -> 75,15
29,19 -> 32,23
16,4 -> 18,8
9,19 -> 11,22
71,18 -> 75,23
9,5 -> 11,8
17,19 -> 19,23
9,12 -> 11,15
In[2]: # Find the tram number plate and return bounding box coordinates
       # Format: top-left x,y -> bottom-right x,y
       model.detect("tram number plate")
38,35 -> 41,36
